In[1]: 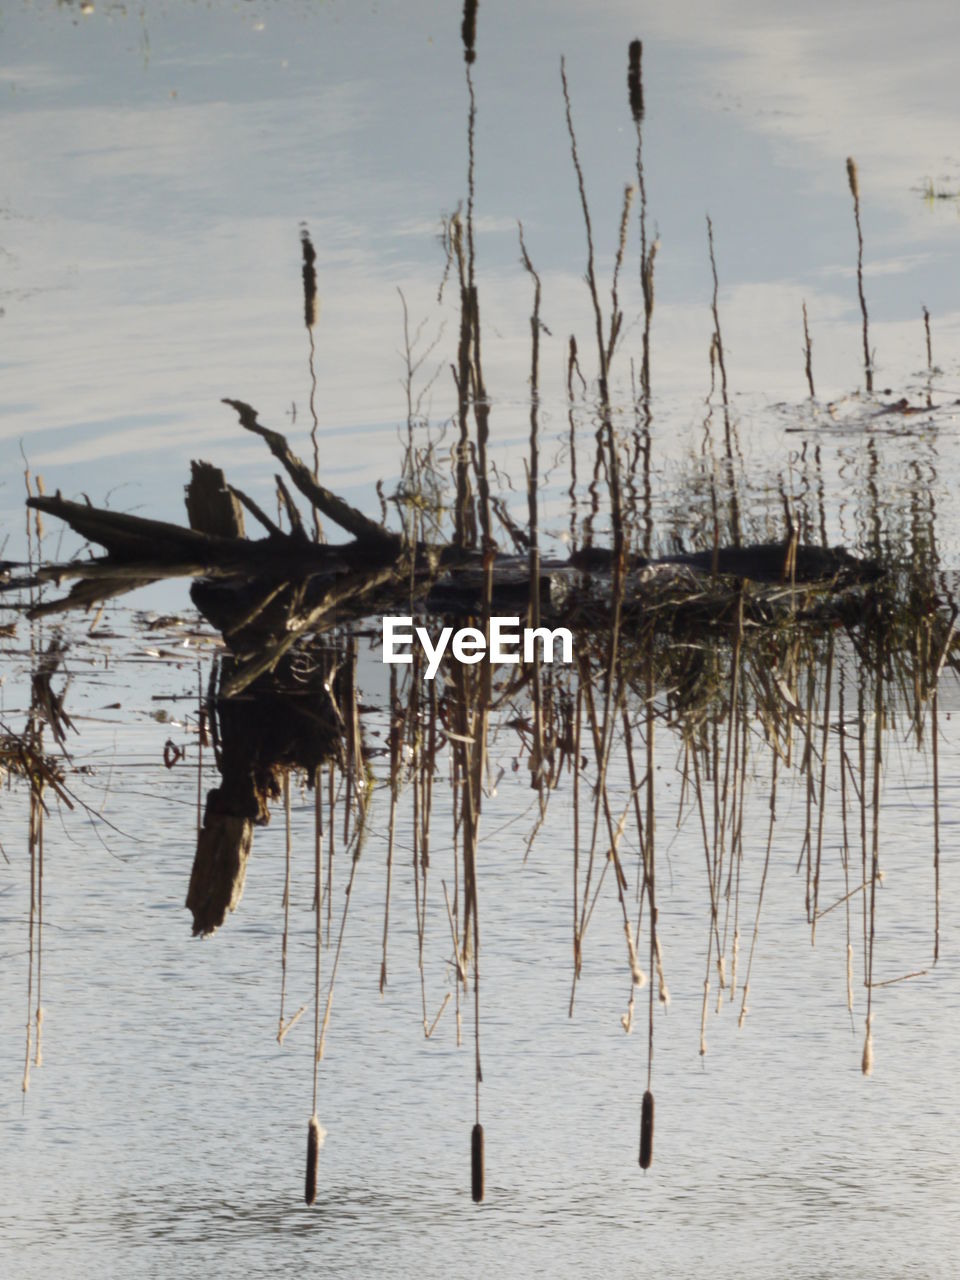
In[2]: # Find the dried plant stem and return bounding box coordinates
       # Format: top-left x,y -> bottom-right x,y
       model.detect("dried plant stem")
797,663 -> 816,920
312,764 -> 324,1114
690,742 -> 724,960
196,663 -> 204,839
739,751 -> 777,1028
415,680 -> 438,1034
34,791 -> 44,1068
278,772 -> 293,1042
519,225 -> 547,814
571,685 -> 583,1000
630,39 -> 656,415
864,644 -> 883,1073
300,224 -> 322,542
838,672 -> 855,1014
932,689 -> 941,963
380,669 -> 401,995
811,632 -> 835,941
858,678 -> 869,984
326,765 -> 335,945
728,716 -> 747,1004
802,301 -> 816,398
23,782 -> 41,1091
706,216 -> 741,547
717,593 -> 744,1004
316,771 -> 369,1065
645,634 -> 658,1086
571,658 -> 639,999
847,157 -> 873,393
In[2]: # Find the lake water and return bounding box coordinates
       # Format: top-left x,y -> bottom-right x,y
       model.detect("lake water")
3,3 -> 960,1277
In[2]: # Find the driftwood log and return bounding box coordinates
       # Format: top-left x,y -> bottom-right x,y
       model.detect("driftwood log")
9,402 -> 885,935
16,398 -> 881,660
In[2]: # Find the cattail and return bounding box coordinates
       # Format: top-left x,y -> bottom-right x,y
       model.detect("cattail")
847,156 -> 872,391
305,1114 -> 324,1205
628,39 -> 644,121
846,943 -> 855,1012
655,935 -> 670,1007
729,928 -> 740,1003
861,1014 -> 874,1076
846,156 -> 859,201
461,0 -> 478,64
624,919 -> 647,988
737,982 -> 750,1029
471,1122 -> 484,1202
621,992 -> 635,1034
700,978 -> 710,1056
639,1089 -> 654,1169
300,226 -> 318,329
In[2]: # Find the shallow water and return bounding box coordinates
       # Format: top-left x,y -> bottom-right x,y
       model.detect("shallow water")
1,614 -> 958,1278
3,3 -> 960,1277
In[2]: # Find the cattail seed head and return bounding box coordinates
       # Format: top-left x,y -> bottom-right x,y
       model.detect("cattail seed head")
621,993 -> 635,1034
846,157 -> 859,201
738,982 -> 750,1028
624,919 -> 647,988
628,39 -> 644,122
861,1013 -> 874,1076
471,1122 -> 485,1202
461,0 -> 478,64
639,1089 -> 654,1169
305,1114 -> 324,1205
300,226 -> 318,330
655,936 -> 670,1006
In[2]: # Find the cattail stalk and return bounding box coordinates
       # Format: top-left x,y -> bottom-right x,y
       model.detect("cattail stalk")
802,300 -> 815,398
278,772 -> 292,1041
933,690 -> 941,963
847,157 -> 873,392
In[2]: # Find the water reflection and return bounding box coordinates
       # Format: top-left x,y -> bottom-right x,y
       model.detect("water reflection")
4,3 -> 960,1270
9,339 -> 957,1204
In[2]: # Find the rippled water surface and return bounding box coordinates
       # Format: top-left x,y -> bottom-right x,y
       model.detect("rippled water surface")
3,3 -> 960,1277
